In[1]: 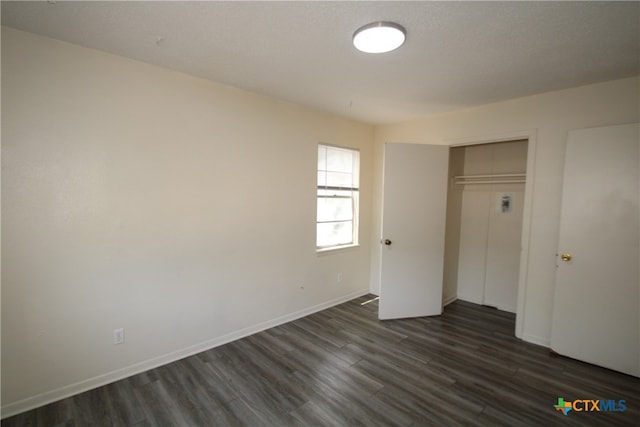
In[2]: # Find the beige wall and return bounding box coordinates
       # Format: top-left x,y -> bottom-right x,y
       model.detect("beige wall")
370,75 -> 640,346
442,147 -> 464,305
3,24 -> 640,417
1,27 -> 373,414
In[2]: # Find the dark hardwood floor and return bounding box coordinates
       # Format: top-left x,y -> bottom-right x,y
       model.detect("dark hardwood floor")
3,295 -> 640,426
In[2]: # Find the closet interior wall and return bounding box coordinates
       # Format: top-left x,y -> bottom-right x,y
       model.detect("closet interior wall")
443,140 -> 528,313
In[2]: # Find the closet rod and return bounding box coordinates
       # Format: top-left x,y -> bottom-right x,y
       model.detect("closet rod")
455,179 -> 526,185
454,173 -> 526,180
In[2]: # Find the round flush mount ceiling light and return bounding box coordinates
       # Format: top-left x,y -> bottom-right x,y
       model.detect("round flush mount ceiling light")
353,21 -> 406,53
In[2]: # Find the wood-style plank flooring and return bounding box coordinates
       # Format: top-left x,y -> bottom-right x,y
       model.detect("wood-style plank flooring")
3,295 -> 640,426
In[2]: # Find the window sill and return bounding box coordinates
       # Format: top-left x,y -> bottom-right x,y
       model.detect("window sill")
316,244 -> 360,256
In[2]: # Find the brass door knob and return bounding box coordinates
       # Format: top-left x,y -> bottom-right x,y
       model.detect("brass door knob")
560,253 -> 572,262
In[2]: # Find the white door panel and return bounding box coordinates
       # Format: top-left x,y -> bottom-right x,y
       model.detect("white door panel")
551,123 -> 639,377
379,143 -> 448,320
484,184 -> 525,312
456,186 -> 490,304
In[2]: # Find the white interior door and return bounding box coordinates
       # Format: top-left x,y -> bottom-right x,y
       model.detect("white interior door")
550,123 -> 639,377
379,143 -> 449,320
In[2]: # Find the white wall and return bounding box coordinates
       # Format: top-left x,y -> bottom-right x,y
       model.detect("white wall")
1,27 -> 373,415
370,76 -> 640,346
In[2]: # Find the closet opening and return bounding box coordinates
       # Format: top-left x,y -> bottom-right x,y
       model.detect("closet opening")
443,139 -> 528,314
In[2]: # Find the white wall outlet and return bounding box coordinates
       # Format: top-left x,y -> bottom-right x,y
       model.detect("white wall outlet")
113,328 -> 125,345
337,273 -> 343,283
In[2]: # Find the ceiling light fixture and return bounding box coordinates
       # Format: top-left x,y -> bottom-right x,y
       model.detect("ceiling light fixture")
353,21 -> 406,54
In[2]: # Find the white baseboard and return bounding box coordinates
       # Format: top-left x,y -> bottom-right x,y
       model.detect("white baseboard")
1,288 -> 370,419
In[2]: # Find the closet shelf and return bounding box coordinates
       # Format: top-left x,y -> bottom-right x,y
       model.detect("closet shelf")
454,173 -> 526,185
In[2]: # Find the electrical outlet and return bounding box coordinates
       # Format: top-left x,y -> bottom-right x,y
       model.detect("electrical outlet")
337,273 -> 343,283
113,328 -> 125,345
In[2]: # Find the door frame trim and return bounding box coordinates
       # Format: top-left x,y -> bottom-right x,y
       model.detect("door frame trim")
445,129 -> 537,341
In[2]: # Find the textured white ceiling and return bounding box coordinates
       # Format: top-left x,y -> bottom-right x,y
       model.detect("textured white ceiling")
2,1 -> 639,124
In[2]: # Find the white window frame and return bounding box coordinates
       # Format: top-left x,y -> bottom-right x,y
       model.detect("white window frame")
316,143 -> 360,251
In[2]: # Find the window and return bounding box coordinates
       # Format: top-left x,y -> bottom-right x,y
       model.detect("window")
317,144 -> 360,250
